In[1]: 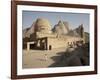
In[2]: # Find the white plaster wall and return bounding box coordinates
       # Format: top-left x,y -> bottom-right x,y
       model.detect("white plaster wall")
0,0 -> 100,80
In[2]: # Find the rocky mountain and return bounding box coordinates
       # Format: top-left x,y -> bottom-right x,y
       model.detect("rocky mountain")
52,20 -> 69,34
67,24 -> 84,37
52,21 -> 85,38
23,22 -> 35,38
67,29 -> 80,37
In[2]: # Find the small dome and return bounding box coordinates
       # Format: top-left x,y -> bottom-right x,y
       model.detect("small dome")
35,18 -> 52,33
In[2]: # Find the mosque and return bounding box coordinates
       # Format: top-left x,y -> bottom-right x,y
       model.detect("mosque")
23,18 -> 85,50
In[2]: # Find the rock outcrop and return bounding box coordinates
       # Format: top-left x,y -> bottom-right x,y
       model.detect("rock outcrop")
23,22 -> 35,38
67,30 -> 80,37
52,20 -> 69,35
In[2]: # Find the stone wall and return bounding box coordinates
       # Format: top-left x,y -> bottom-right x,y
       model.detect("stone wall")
47,36 -> 83,50
36,32 -> 56,38
47,37 -> 67,49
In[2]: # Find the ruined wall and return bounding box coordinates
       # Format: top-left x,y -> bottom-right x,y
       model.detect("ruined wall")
47,36 -> 83,50
36,32 -> 56,38
47,37 -> 67,49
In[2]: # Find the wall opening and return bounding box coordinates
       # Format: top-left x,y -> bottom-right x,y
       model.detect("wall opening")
30,44 -> 35,49
49,45 -> 52,50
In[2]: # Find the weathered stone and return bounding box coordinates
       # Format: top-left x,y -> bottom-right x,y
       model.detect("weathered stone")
34,18 -> 52,33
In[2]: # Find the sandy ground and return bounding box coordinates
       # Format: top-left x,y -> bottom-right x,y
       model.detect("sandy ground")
22,44 -> 89,69
22,47 -> 67,68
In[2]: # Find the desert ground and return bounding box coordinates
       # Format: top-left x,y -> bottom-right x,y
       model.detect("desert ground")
22,47 -> 67,68
22,43 -> 89,69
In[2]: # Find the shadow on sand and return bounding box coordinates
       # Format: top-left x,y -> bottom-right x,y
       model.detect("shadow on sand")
49,43 -> 89,67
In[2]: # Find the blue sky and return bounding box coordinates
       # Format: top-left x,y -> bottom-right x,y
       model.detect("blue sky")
22,11 -> 90,32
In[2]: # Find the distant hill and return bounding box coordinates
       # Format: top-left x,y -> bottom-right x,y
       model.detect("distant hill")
52,20 -> 69,35
66,29 -> 80,37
